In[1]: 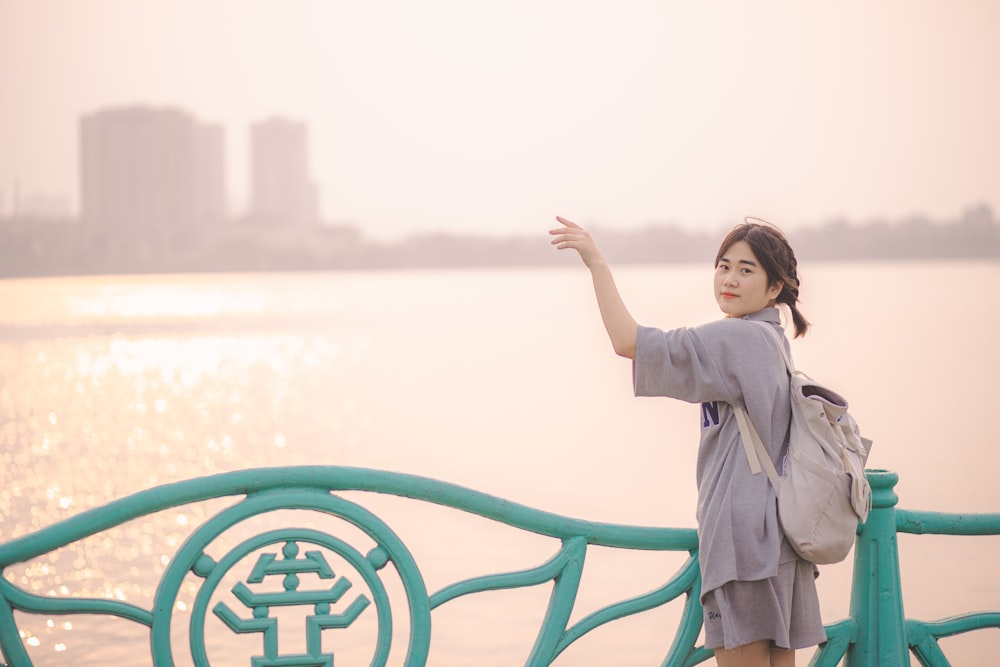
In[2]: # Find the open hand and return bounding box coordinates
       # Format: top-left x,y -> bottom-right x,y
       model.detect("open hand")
548,216 -> 607,268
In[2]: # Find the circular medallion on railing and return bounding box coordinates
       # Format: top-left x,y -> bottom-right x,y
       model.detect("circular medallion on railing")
150,490 -> 431,666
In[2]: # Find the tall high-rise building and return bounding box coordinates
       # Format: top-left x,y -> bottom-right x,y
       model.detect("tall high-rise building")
79,106 -> 226,232
249,117 -> 319,226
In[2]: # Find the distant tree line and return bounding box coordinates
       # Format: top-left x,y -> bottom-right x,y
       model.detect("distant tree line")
0,204 -> 996,278
787,204 -> 999,261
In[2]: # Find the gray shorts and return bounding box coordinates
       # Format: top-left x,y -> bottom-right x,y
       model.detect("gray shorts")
702,558 -> 827,651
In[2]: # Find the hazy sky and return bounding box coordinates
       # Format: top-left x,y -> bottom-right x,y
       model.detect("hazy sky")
1,1 -> 998,239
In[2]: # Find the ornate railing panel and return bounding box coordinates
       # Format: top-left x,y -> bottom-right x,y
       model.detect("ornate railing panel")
0,466 -> 997,666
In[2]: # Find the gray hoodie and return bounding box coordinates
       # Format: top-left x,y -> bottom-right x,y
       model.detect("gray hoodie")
633,306 -> 796,599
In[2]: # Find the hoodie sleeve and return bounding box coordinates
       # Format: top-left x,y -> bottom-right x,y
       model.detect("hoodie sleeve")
632,319 -> 776,405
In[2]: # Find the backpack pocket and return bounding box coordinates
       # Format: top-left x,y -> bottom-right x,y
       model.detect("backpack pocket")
778,447 -> 858,564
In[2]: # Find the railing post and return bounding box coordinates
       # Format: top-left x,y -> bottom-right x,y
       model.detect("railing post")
846,469 -> 910,667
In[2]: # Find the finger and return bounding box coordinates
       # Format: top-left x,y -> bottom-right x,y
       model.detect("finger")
549,231 -> 587,244
549,225 -> 589,237
555,216 -> 582,229
552,237 -> 586,249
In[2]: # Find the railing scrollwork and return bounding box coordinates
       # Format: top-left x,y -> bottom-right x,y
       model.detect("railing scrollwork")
0,466 -> 997,666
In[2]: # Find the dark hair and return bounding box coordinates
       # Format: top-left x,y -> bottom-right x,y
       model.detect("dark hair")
714,217 -> 810,337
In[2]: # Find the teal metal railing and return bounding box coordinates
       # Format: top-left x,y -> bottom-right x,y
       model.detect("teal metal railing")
846,470 -> 1000,667
0,467 -> 996,666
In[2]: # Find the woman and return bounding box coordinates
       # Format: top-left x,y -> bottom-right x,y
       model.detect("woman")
549,216 -> 826,666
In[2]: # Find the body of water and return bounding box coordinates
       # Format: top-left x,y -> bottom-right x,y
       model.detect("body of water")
1,261 -> 998,665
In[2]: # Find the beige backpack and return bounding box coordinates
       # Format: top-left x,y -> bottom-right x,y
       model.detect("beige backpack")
733,324 -> 873,565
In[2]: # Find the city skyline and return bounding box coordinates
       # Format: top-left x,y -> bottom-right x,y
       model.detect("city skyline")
2,104 -> 323,224
1,2 -> 999,240
73,105 -> 320,229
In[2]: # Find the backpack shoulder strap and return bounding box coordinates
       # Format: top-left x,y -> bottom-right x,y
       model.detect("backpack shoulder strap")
733,404 -> 781,486
734,320 -> 790,486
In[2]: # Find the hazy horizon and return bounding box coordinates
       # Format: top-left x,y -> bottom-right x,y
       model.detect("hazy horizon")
1,1 -> 998,240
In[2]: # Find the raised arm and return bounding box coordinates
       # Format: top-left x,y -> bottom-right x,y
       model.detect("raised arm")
549,216 -> 638,359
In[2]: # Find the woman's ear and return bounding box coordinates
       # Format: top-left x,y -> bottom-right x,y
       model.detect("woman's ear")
768,281 -> 784,300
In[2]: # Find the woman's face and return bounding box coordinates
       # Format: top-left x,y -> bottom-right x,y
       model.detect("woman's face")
714,240 -> 782,318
